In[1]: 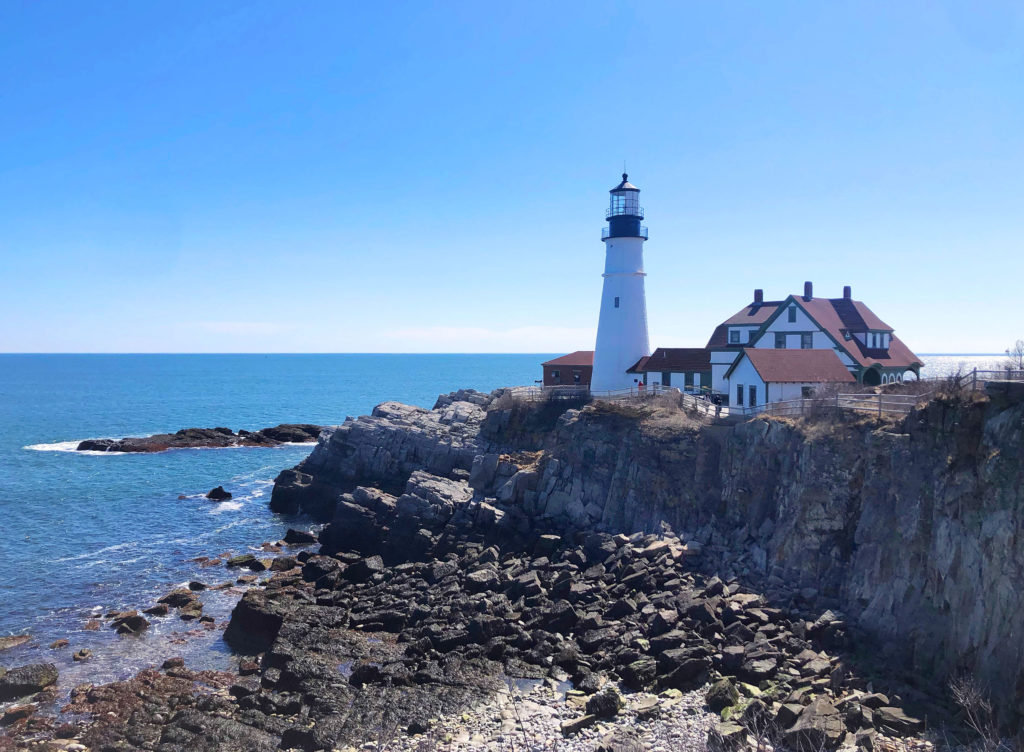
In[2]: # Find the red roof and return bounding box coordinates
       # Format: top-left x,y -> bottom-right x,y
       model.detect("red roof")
708,292 -> 922,371
794,297 -> 920,369
542,350 -> 594,367
729,348 -> 857,384
628,347 -> 711,373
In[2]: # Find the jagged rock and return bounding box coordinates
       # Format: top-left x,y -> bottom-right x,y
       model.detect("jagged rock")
77,424 -> 322,453
206,486 -> 232,501
223,590 -> 292,654
560,714 -> 599,736
283,528 -> 317,545
112,613 -> 150,635
0,663 -> 58,701
585,687 -> 623,718
785,696 -> 846,751
706,678 -> 739,713
874,706 -> 923,735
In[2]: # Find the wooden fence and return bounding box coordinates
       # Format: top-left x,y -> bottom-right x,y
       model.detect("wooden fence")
509,367 -> 1024,421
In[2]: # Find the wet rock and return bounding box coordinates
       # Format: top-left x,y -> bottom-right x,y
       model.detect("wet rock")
49,639 -> 68,650
0,704 -> 35,726
158,588 -> 198,607
0,635 -> 30,652
162,657 -> 185,669
0,663 -> 58,701
143,603 -> 169,616
112,613 -> 150,635
206,486 -> 232,501
224,590 -> 291,654
72,649 -> 92,662
283,528 -> 317,545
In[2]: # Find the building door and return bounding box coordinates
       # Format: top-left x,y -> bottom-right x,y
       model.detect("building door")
662,372 -> 671,387
735,384 -> 744,406
749,385 -> 757,407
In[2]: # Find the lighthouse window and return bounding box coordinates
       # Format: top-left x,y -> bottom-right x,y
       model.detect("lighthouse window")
614,297 -> 620,308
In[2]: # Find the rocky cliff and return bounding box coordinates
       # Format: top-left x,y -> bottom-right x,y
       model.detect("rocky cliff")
271,385 -> 1024,726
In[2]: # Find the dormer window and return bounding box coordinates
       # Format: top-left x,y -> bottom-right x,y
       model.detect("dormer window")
788,307 -> 797,323
729,329 -> 740,344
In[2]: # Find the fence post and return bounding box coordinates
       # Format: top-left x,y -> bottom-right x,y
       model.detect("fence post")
835,393 -> 839,412
877,392 -> 882,419
972,368 -> 977,391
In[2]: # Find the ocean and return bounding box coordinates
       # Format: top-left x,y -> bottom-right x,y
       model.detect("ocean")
0,352 -> 1006,690
0,354 -> 548,688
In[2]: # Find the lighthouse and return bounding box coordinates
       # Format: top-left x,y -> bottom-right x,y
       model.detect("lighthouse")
590,173 -> 650,392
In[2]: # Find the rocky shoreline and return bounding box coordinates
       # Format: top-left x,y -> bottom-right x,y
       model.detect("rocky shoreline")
6,384 -> 1020,750
76,424 -> 323,453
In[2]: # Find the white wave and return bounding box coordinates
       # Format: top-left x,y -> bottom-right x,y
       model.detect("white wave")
53,541 -> 138,564
208,501 -> 243,513
25,440 -> 91,453
24,438 -> 315,455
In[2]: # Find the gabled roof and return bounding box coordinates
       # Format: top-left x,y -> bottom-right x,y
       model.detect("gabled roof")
726,348 -> 856,384
542,350 -> 594,367
627,347 -> 711,374
706,302 -> 783,348
776,296 -> 921,370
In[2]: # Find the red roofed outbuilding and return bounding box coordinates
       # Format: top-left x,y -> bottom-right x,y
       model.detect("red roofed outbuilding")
541,351 -> 593,386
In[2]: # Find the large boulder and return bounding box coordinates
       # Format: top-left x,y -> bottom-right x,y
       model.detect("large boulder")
224,590 -> 292,654
0,663 -> 58,701
785,696 -> 845,751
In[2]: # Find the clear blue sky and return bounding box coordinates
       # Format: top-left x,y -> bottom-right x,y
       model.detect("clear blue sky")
1,1 -> 1021,353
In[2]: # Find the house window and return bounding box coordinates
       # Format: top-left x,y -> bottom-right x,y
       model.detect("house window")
843,330 -> 852,340
572,370 -> 581,383
801,333 -> 813,349
775,332 -> 786,349
729,329 -> 740,344
788,307 -> 797,323
801,386 -> 815,398
614,297 -> 620,308
736,384 -> 744,406
661,372 -> 671,386
551,370 -> 560,380
749,385 -> 757,406
685,372 -> 693,388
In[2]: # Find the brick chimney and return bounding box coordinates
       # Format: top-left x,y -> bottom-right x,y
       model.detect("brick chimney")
843,285 -> 852,299
753,289 -> 764,304
803,281 -> 813,301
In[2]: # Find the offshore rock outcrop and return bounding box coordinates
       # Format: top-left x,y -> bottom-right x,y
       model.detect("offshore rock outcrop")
272,386 -> 1024,726
77,423 -> 323,453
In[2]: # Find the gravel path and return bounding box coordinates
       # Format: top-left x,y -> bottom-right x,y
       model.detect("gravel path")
387,678 -> 715,752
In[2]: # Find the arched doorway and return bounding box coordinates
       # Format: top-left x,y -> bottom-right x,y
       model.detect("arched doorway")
863,368 -> 882,386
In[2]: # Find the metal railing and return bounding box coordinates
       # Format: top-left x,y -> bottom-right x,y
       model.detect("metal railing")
606,206 -> 644,219
601,225 -> 649,240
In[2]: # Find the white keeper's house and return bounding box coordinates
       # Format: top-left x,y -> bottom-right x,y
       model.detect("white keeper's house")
540,174 -> 924,409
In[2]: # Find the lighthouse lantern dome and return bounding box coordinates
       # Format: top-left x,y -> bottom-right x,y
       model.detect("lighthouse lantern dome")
608,173 -> 642,218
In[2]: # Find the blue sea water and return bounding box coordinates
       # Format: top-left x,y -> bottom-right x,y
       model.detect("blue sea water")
0,354 -> 547,689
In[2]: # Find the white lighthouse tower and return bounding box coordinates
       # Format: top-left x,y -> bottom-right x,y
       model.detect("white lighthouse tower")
590,173 -> 650,393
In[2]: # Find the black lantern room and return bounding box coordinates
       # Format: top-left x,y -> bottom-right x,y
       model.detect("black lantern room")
603,173 -> 648,240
